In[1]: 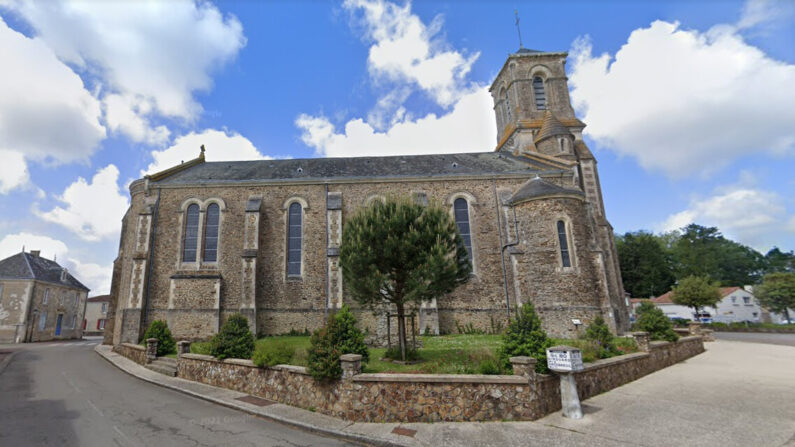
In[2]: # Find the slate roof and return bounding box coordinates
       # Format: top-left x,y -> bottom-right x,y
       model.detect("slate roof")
0,252 -> 89,291
509,176 -> 584,204
153,152 -> 561,185
534,110 -> 573,144
87,294 -> 110,303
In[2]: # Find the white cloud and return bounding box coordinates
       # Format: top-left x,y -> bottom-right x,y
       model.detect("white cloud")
568,20 -> 795,178
660,186 -> 793,251
103,94 -> 170,145
343,0 -> 479,117
35,165 -> 129,242
296,87 -> 495,157
68,257 -> 112,295
142,129 -> 268,175
0,16 -> 105,194
737,0 -> 795,30
0,233 -> 69,261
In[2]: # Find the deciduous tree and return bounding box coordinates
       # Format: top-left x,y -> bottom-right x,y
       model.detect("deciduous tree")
671,275 -> 721,320
755,272 -> 795,324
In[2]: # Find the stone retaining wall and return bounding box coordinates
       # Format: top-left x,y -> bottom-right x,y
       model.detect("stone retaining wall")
114,342 -> 148,365
171,336 -> 705,423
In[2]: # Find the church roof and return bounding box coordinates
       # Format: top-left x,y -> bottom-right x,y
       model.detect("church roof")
509,176 -> 584,205
534,110 -> 573,144
0,252 -> 89,291
151,152 -> 564,185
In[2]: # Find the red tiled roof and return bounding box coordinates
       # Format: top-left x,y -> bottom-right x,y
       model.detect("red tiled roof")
87,294 -> 110,302
651,286 -> 744,304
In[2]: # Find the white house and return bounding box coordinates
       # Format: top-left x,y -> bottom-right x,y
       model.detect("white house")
631,287 -> 763,323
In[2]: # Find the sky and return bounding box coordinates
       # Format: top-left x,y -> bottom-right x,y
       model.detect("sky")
0,0 -> 793,295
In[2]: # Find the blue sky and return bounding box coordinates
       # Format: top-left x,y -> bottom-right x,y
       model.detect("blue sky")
0,0 -> 793,294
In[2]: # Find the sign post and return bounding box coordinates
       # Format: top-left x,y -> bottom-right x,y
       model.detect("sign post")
546,345 -> 584,419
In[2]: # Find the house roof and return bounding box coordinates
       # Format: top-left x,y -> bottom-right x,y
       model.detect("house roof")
509,176 -> 584,205
87,294 -> 110,303
150,152 -> 562,186
652,287 -> 745,305
0,252 -> 89,291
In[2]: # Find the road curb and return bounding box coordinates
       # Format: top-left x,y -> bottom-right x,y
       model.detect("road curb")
94,345 -> 410,447
0,350 -> 18,376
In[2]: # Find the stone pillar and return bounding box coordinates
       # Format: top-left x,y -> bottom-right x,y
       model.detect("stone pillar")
631,331 -> 650,352
340,354 -> 362,380
241,196 -> 261,335
510,356 -> 537,380
559,373 -> 583,419
327,192 -> 343,310
688,321 -> 701,336
146,338 -> 158,363
177,340 -> 191,357
701,328 -> 715,342
546,345 -> 584,420
121,206 -> 154,344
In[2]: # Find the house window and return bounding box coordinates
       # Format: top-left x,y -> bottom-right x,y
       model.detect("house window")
743,296 -> 750,305
98,319 -> 106,330
0,284 -> 3,299
533,76 -> 546,110
59,293 -> 64,307
101,302 -> 107,313
557,220 -> 572,268
71,315 -> 77,329
203,203 -> 220,262
39,312 -> 47,330
73,293 -> 78,307
182,203 -> 200,262
287,202 -> 302,277
731,296 -> 737,304
454,198 -> 473,265
43,289 -> 49,305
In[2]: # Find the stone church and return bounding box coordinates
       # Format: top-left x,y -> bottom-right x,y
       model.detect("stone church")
105,48 -> 630,346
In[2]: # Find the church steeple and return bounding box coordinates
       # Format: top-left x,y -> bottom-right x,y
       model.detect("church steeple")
489,49 -> 583,155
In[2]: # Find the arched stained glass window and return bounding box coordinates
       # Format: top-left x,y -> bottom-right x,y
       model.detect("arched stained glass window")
533,76 -> 546,110
182,204 -> 200,262
454,198 -> 473,264
203,203 -> 220,262
557,220 -> 571,268
287,202 -> 302,276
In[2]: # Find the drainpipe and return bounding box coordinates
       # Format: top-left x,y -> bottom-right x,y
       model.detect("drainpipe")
324,183 -> 330,318
493,179 -> 511,318
142,188 -> 161,329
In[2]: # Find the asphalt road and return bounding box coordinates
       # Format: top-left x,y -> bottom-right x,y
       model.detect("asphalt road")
0,338 -> 355,447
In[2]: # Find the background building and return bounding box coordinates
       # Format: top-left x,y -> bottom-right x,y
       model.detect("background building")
0,250 -> 89,343
84,295 -> 110,336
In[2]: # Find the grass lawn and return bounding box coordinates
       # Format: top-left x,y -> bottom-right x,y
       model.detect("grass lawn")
189,333 -> 638,374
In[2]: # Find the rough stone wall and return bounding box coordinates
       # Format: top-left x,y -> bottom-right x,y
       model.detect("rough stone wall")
0,280 -> 32,343
25,281 -> 86,342
173,336 -> 704,423
114,343 -> 148,365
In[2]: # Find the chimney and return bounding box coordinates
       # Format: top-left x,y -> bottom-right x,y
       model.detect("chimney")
30,250 -> 40,257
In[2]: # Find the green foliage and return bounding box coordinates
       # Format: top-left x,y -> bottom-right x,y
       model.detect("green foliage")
489,315 -> 505,334
210,314 -> 255,360
764,248 -> 795,273
616,231 -> 676,298
755,272 -> 795,323
498,303 -> 552,373
672,275 -> 721,315
252,341 -> 294,368
339,197 -> 471,361
384,346 -> 420,361
456,321 -> 485,335
307,306 -> 369,380
476,358 -> 502,375
634,302 -> 679,342
142,320 -> 176,356
584,316 -> 618,359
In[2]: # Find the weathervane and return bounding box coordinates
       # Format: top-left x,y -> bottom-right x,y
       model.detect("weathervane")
515,10 -> 524,49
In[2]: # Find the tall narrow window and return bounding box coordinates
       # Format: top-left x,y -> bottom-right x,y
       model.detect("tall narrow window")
182,204 -> 200,262
454,198 -> 473,264
533,76 -> 546,110
287,202 -> 302,276
203,203 -> 220,262
557,220 -> 571,268
39,312 -> 47,330
503,91 -> 512,122
43,289 -> 49,305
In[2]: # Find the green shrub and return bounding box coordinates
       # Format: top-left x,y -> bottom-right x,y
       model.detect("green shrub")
456,321 -> 485,335
635,302 -> 679,342
498,303 -> 552,373
476,358 -> 502,375
307,305 -> 369,380
210,314 -> 255,360
584,316 -> 618,359
142,320 -> 176,357
252,341 -> 294,367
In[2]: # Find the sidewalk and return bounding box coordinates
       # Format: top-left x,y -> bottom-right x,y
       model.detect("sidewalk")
94,344 -> 618,447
